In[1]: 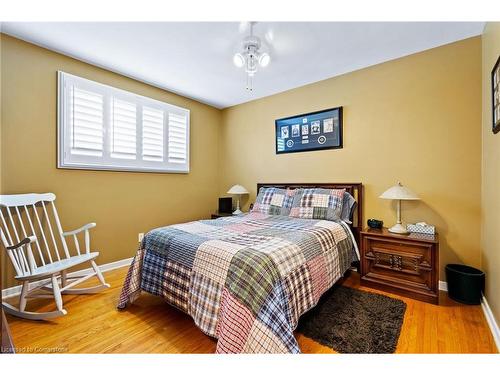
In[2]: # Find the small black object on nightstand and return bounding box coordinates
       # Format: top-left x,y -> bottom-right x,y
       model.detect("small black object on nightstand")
367,218 -> 383,229
218,197 -> 233,214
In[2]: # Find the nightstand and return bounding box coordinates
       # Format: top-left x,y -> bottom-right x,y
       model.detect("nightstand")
211,212 -> 233,219
360,227 -> 439,304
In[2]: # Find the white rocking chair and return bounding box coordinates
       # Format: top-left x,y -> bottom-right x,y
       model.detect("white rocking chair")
1,193 -> 110,320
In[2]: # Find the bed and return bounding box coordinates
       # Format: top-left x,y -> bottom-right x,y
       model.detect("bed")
118,183 -> 363,353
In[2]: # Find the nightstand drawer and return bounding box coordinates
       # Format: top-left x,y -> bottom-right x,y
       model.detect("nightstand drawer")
365,238 -> 434,271
364,245 -> 433,291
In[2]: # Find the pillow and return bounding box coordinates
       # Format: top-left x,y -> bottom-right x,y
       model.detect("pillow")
289,188 -> 345,221
341,191 -> 357,224
251,187 -> 297,216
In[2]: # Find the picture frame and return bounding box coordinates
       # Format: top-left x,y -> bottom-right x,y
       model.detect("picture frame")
275,106 -> 343,154
492,55 -> 500,134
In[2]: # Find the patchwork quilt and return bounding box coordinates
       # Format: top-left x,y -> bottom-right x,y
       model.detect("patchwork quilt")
117,212 -> 357,353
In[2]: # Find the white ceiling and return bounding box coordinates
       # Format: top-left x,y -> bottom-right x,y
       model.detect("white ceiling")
1,22 -> 485,109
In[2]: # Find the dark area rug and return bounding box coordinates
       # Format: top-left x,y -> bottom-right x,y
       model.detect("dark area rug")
297,285 -> 407,353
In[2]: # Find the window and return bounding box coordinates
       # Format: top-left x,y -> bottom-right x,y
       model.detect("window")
57,71 -> 190,173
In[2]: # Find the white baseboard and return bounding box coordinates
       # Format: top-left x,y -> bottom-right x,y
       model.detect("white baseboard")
2,257 -> 133,300
481,293 -> 500,352
439,280 -> 448,291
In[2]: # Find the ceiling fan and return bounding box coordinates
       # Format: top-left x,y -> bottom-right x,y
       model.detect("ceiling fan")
233,22 -> 271,91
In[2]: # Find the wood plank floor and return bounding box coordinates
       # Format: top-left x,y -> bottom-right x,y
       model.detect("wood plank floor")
5,267 -> 497,354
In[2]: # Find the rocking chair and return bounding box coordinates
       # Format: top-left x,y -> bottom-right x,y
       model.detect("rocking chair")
1,193 -> 110,320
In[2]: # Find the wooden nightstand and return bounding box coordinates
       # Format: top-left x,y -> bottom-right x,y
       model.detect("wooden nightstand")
211,212 -> 233,219
360,227 -> 439,304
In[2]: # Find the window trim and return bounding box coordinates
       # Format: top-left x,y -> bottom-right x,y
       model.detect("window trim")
57,71 -> 190,174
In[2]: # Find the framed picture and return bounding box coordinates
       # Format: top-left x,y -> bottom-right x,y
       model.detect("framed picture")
492,55 -> 500,134
275,107 -> 343,154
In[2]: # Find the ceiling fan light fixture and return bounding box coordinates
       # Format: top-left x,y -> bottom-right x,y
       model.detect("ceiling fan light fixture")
233,53 -> 245,68
259,52 -> 270,67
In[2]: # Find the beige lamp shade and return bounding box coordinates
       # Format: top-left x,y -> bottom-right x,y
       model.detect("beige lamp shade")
227,184 -> 248,215
379,182 -> 419,200
227,184 -> 249,195
379,182 -> 419,234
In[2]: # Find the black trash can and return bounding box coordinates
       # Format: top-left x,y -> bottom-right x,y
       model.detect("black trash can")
445,264 -> 485,305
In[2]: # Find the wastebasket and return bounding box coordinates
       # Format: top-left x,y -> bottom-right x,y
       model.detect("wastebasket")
445,264 -> 485,305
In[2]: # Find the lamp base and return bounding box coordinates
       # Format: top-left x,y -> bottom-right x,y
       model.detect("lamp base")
232,209 -> 243,215
388,223 -> 409,234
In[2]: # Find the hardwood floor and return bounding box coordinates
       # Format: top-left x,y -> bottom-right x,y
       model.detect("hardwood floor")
5,267 -> 497,354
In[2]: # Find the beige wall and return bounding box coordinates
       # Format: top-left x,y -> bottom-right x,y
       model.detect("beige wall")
0,34 -> 222,288
219,37 -> 482,281
481,23 -> 500,325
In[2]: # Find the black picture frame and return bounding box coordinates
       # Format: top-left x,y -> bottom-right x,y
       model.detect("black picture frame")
275,106 -> 343,154
492,55 -> 500,134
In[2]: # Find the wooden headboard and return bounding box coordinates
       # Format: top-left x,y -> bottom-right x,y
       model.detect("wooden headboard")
256,183 -> 363,245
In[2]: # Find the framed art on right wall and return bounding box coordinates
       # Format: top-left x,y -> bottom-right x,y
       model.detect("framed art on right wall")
492,55 -> 500,134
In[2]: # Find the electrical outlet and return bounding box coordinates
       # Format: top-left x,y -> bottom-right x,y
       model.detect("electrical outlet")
138,233 -> 144,243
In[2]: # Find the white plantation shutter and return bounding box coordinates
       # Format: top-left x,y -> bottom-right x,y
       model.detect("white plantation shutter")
58,71 -> 189,173
142,107 -> 164,161
168,112 -> 188,164
70,87 -> 104,156
111,98 -> 137,159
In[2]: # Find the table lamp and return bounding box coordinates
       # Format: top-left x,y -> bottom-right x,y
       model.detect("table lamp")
227,184 -> 249,215
379,182 -> 419,234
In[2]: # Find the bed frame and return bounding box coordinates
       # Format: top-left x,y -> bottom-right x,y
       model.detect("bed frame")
256,183 -> 363,246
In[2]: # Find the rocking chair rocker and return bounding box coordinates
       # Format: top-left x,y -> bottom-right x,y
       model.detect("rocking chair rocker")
1,193 -> 110,320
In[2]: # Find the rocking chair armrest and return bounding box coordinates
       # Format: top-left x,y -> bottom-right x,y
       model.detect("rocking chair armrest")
62,223 -> 96,237
6,235 -> 37,250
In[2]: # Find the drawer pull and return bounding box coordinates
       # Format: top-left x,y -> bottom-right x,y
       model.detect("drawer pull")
390,255 -> 402,271
372,253 -> 403,271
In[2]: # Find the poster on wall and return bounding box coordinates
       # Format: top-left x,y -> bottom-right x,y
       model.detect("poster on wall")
275,107 -> 343,154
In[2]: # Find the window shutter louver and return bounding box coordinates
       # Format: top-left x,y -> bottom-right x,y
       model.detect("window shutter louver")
59,71 -> 189,173
142,107 -> 164,161
111,98 -> 137,159
168,112 -> 188,164
70,86 -> 104,156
